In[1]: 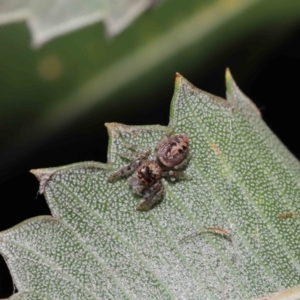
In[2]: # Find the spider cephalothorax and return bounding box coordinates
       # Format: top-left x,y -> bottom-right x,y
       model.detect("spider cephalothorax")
109,134 -> 191,211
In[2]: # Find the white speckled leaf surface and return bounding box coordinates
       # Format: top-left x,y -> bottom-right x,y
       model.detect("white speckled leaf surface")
1,71 -> 300,299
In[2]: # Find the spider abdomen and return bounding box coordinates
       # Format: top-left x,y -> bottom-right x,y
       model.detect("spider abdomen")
156,134 -> 189,168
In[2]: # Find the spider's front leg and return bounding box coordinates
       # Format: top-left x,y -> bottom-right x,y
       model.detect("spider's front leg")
173,153 -> 193,170
108,159 -> 143,182
108,148 -> 150,182
160,152 -> 192,181
136,180 -> 164,211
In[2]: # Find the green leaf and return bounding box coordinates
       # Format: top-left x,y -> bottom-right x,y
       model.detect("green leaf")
1,71 -> 300,299
0,0 -> 161,47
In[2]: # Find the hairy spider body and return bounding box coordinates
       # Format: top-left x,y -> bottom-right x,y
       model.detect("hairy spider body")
137,181 -> 164,211
156,134 -> 189,168
128,161 -> 161,195
109,134 -> 190,211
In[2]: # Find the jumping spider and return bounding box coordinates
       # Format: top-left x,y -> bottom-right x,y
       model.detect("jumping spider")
108,134 -> 191,211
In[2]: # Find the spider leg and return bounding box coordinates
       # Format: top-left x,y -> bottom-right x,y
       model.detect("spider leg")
161,170 -> 191,180
166,127 -> 175,136
136,181 -> 164,211
160,153 -> 192,181
119,150 -> 150,161
173,153 -> 193,170
120,144 -> 151,161
108,159 -> 143,182
124,143 -> 151,153
127,171 -> 144,195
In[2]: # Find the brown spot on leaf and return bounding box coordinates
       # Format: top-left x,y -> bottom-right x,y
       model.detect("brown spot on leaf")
211,143 -> 221,155
279,212 -> 298,220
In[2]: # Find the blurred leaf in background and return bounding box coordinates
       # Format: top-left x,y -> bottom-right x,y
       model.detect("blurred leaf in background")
0,0 -> 163,47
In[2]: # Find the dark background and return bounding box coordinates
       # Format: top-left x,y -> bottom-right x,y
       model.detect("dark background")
1,22 -> 300,298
